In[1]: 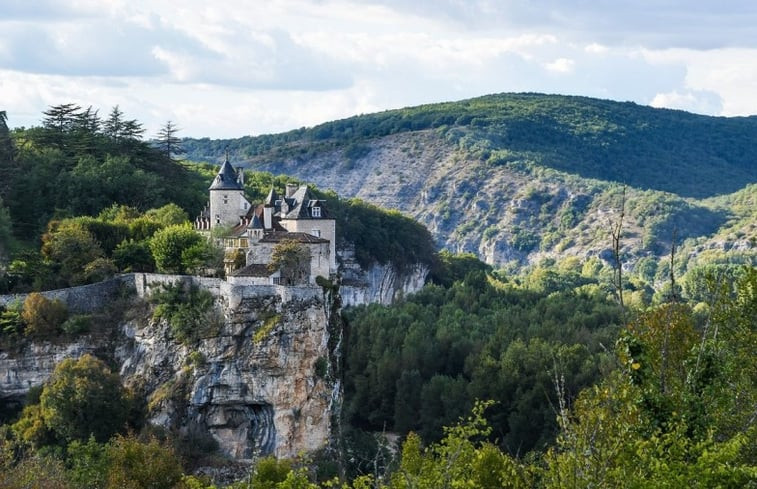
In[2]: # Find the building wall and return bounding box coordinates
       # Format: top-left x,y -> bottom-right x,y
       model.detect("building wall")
209,189 -> 251,228
279,218 -> 336,273
245,240 -> 330,285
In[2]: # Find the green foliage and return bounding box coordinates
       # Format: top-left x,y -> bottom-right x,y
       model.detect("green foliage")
0,302 -> 25,340
38,354 -> 130,444
185,93 -> 757,199
150,282 -> 220,344
253,314 -> 281,343
544,268 -> 757,487
66,436 -> 109,489
319,192 -> 436,270
144,203 -> 190,226
429,251 -> 492,287
104,434 -> 184,489
268,239 -> 311,285
59,314 -> 92,336
2,104 -> 206,242
41,220 -> 106,286
149,224 -> 203,274
344,271 -> 621,452
22,292 -> 68,338
390,401 -> 533,489
113,239 -> 155,272
252,456 -> 294,489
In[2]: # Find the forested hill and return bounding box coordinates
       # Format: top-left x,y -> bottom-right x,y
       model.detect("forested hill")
183,93 -> 757,199
183,93 -> 756,276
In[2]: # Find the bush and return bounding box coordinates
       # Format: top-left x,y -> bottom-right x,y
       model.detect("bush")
60,315 -> 92,336
150,283 -> 220,344
22,293 -> 68,338
105,435 -> 183,489
39,354 -> 130,443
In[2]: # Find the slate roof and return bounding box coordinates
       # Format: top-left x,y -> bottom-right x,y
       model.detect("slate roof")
277,186 -> 331,220
259,231 -> 329,244
209,157 -> 243,191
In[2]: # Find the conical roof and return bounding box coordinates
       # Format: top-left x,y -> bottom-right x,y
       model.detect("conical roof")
209,157 -> 243,190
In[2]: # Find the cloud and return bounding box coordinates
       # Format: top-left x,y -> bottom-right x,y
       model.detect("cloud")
361,0 -> 757,49
650,90 -> 723,115
545,58 -> 575,73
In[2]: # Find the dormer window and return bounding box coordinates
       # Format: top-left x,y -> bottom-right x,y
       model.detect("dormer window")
275,199 -> 282,207
312,206 -> 321,218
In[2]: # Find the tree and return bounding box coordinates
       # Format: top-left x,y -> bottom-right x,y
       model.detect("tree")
149,224 -> 203,273
22,292 -> 68,338
155,120 -> 184,160
39,354 -> 130,443
105,435 -> 184,489
0,197 -> 13,262
41,221 -> 105,286
0,111 -> 15,197
144,203 -> 189,226
268,239 -> 310,285
113,239 -> 155,272
103,106 -> 144,145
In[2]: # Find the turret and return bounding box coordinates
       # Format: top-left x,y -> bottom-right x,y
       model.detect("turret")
209,156 -> 250,229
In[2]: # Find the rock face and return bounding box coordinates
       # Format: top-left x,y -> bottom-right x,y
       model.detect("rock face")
118,284 -> 336,460
0,261 -> 427,459
337,245 -> 429,306
0,276 -> 340,460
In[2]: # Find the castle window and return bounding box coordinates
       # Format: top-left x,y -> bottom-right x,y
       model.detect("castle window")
311,229 -> 321,237
312,206 -> 321,218
223,194 -> 228,204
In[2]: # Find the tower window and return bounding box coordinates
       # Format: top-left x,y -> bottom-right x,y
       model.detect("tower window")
312,206 -> 321,218
223,194 -> 228,204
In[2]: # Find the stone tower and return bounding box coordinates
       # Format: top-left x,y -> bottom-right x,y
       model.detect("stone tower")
209,156 -> 251,229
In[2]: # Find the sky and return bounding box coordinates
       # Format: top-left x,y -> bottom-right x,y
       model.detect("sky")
2,0 -> 757,139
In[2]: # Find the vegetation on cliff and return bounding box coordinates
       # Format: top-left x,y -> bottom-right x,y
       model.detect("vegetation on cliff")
0,267 -> 754,487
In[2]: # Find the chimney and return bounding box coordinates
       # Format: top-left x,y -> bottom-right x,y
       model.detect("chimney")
263,206 -> 272,229
286,183 -> 298,198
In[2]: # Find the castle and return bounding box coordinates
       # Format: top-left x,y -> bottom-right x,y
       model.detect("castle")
195,157 -> 336,285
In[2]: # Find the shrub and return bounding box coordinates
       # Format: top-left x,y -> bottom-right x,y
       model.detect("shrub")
22,293 -> 68,338
150,283 -> 220,344
60,314 -> 92,336
39,354 -> 130,443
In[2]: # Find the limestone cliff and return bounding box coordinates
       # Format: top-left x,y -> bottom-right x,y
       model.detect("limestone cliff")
0,275 -> 340,460
119,282 -> 335,459
0,265 -> 427,460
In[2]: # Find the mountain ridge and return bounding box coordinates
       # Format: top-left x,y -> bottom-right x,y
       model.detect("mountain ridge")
183,93 -> 756,278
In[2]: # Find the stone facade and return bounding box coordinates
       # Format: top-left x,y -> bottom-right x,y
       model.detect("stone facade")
196,160 -> 337,285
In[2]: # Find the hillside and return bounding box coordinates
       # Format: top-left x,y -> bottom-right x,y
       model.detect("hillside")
183,93 -> 757,278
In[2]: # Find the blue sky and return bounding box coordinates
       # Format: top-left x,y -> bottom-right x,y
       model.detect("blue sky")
2,0 -> 757,138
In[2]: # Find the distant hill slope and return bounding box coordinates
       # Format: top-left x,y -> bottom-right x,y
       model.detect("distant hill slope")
184,93 -> 757,199
183,93 -> 756,276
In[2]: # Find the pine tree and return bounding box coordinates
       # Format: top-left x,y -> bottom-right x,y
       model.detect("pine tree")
155,120 -> 184,160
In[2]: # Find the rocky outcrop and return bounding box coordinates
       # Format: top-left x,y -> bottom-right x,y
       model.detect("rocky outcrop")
336,245 -> 428,306
118,286 -> 336,460
0,341 -> 96,402
0,277 -> 339,461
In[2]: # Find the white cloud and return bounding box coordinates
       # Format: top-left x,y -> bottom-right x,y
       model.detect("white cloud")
650,90 -> 723,115
2,0 -> 757,137
545,58 -> 575,73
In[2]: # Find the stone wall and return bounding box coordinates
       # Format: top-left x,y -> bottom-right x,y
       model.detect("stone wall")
0,275 -> 135,313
